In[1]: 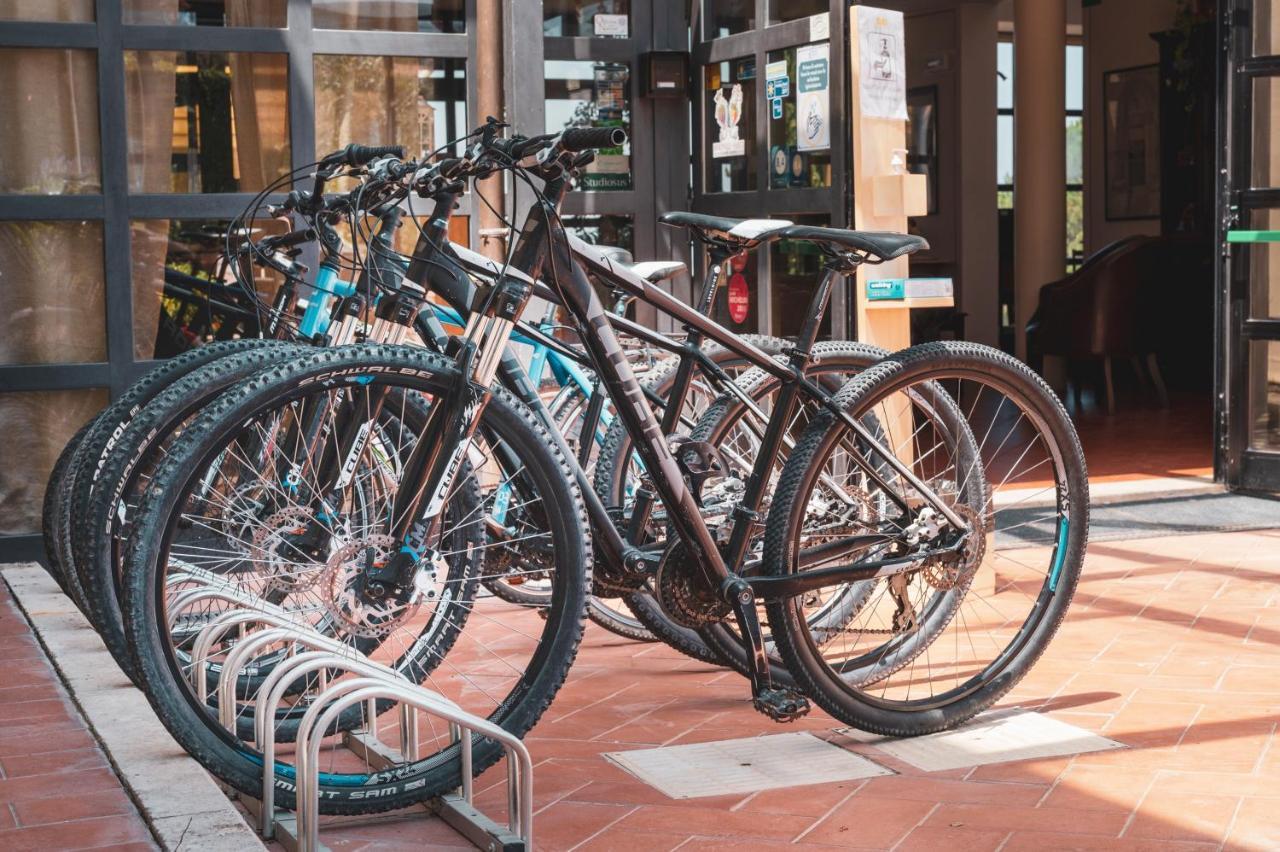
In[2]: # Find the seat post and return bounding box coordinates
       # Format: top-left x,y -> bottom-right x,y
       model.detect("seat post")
790,265 -> 839,363
693,246 -> 732,320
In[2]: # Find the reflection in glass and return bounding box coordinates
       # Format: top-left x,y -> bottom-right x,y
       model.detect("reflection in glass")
0,388 -> 108,535
123,0 -> 285,27
0,0 -> 93,21
768,0 -> 828,26
125,51 -> 290,193
705,58 -> 756,193
0,49 -> 101,194
130,219 -> 286,359
313,0 -> 464,34
705,0 -> 754,39
0,220 -> 105,366
770,214 -> 830,339
545,61 -> 632,191
315,56 -> 467,160
1250,341 -> 1280,452
766,45 -> 831,191
1249,209 -> 1280,319
561,214 -> 634,254
544,0 -> 629,37
906,86 -> 937,214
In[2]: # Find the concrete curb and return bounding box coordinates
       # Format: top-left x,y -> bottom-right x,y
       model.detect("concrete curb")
2,563 -> 266,852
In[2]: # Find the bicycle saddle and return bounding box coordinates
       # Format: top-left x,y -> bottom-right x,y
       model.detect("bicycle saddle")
628,260 -> 686,284
781,225 -> 929,262
659,212 -> 794,249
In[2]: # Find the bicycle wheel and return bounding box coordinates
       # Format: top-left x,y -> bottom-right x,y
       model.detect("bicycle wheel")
593,335 -> 792,665
122,344 -> 590,814
41,418 -> 98,592
688,341 -> 889,683
58,339 -> 286,615
763,342 -> 1089,736
76,341 -> 308,679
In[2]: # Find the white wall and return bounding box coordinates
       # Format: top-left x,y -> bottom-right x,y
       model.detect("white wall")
1082,0 -> 1179,254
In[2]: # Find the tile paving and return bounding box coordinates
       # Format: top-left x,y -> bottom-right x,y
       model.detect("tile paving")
2,526 -> 1278,850
0,582 -> 157,851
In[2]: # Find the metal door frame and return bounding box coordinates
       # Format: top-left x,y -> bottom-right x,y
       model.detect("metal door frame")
1218,0 -> 1280,491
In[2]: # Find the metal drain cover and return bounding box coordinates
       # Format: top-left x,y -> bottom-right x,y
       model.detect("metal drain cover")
605,732 -> 891,799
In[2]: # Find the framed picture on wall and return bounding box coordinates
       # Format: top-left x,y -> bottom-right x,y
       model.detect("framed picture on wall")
1104,64 -> 1161,220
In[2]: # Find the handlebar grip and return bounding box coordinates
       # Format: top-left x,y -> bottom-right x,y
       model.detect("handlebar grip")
437,158 -> 465,179
319,143 -> 406,168
559,127 -> 627,152
345,144 -> 405,166
259,228 -> 316,252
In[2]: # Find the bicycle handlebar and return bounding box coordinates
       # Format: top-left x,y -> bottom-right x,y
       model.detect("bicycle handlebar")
559,127 -> 627,152
319,143 -> 406,168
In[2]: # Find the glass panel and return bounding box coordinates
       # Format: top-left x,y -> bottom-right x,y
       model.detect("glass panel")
705,0 -> 754,40
997,114 -> 1013,187
1066,115 -> 1083,184
770,213 -> 830,339
561,214 -> 634,254
1065,44 -> 1083,112
1247,208 -> 1280,319
544,61 -> 632,191
316,56 -> 468,160
544,0 -> 630,38
768,0 -> 827,26
1066,189 -> 1083,272
0,48 -> 100,194
766,45 -> 831,190
1249,341 -> 1280,452
130,219 -> 287,359
0,220 -> 105,365
997,41 -> 1013,111
0,1 -> 93,21
124,51 -> 290,194
1252,76 -> 1280,188
1254,0 -> 1280,56
0,388 -> 108,535
123,0 -> 285,27
906,86 -> 938,214
704,57 -> 756,193
710,246 -> 758,332
313,0 -> 464,34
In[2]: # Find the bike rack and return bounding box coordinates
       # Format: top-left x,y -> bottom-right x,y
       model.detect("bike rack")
185,589 -> 531,852
294,677 -> 532,852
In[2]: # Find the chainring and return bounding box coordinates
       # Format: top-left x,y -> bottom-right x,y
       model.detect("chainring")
654,542 -> 731,628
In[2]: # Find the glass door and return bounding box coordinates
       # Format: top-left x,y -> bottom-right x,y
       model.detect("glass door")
1220,0 -> 1280,492
691,1 -> 849,337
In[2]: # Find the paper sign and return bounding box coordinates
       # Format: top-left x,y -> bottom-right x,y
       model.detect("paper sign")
765,60 -> 788,82
594,13 -> 628,37
795,43 -> 830,151
766,78 -> 789,99
728,273 -> 750,323
771,97 -> 783,119
857,6 -> 908,120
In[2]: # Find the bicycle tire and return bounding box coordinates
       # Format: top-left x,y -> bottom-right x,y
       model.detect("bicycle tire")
763,342 -> 1089,737
121,344 -> 590,814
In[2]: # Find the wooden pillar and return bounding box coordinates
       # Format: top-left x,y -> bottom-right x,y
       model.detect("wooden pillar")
1012,0 -> 1066,361
474,0 -> 505,261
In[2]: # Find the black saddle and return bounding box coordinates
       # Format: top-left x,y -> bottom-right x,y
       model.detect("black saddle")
658,212 -> 793,249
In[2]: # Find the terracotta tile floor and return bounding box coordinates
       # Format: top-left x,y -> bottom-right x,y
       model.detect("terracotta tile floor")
304,528 -> 1280,851
1072,395 -> 1214,482
4,527 -> 1278,851
0,583 -> 156,851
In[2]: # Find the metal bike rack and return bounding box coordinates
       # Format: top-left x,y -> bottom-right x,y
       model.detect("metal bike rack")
295,677 -> 533,852
185,592 -> 532,851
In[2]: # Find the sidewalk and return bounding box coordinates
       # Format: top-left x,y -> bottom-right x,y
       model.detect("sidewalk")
3,526 -> 1278,851
0,582 -> 156,851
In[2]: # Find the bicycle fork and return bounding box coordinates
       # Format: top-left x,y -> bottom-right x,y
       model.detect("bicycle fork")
368,274 -> 531,594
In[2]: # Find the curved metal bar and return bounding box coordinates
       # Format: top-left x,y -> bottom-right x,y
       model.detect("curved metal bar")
295,680 -> 532,851
216,627 -> 297,732
251,650 -> 462,839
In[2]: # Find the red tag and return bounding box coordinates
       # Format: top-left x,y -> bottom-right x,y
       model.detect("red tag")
727,273 -> 750,324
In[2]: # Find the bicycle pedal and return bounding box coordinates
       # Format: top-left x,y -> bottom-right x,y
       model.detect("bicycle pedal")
752,687 -> 811,722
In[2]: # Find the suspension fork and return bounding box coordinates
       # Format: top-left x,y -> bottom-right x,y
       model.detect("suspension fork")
369,275 -> 531,588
